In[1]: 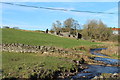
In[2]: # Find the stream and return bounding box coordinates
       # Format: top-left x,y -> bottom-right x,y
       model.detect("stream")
71,48 -> 120,80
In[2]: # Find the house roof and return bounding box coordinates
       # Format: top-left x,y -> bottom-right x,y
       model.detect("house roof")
112,28 -> 120,31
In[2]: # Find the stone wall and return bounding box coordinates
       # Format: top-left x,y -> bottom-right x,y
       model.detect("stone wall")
1,43 -> 71,54
49,31 -> 77,39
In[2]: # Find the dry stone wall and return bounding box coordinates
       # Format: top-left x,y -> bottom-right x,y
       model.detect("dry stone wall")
1,43 -> 71,54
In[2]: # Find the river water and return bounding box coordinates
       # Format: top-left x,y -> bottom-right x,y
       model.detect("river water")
71,48 -> 120,80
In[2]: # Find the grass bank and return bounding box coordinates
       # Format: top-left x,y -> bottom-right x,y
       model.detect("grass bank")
101,46 -> 120,59
2,28 -> 100,48
2,52 -> 77,79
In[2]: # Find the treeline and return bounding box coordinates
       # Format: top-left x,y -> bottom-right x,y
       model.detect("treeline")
50,18 -> 118,42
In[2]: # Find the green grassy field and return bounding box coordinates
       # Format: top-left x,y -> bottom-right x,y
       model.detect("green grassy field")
2,28 -> 100,48
2,52 -> 75,78
1,28 -> 102,79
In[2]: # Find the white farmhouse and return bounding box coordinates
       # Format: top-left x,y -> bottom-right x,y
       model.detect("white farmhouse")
112,28 -> 120,35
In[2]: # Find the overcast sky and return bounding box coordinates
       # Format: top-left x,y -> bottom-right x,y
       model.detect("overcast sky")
1,2 -> 118,30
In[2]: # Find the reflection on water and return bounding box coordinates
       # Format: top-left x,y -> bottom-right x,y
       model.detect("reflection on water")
90,48 -> 107,56
72,65 -> 120,79
94,57 -> 120,65
72,48 -> 120,80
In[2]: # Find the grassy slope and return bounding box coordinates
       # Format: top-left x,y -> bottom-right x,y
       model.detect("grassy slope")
2,28 -> 100,48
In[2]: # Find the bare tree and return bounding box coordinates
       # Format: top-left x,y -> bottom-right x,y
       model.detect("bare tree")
52,20 -> 62,35
81,19 -> 112,41
63,18 -> 80,35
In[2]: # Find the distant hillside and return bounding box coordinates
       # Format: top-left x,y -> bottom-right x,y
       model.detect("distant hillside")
2,28 -> 100,48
